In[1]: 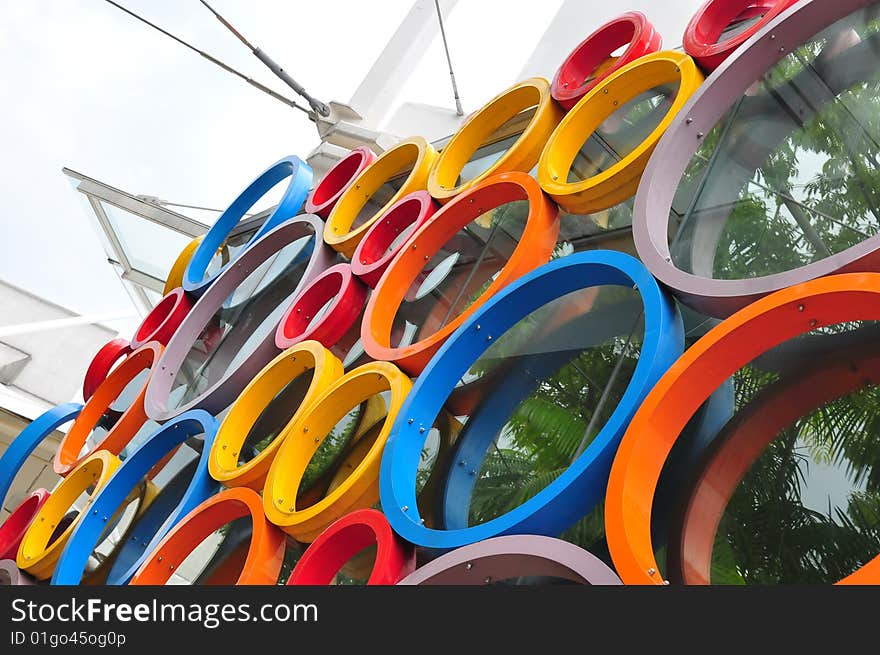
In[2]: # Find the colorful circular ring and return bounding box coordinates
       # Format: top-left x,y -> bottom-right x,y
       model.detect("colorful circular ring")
130,287 -> 193,349
83,339 -> 131,402
52,410 -> 220,585
130,487 -> 285,585
183,155 -> 313,296
287,509 -> 415,585
426,78 -> 562,203
275,264 -> 368,357
145,215 -> 335,421
380,250 -> 682,550
163,236 -> 204,296
0,403 -> 81,504
0,489 -> 50,560
324,137 -> 438,258
17,450 -> 120,580
209,341 -> 344,490
264,361 -> 412,542
362,171 -> 560,375
538,50 -> 703,215
633,0 -> 877,318
305,146 -> 377,218
397,535 -> 621,585
56,342 -> 163,476
0,560 -> 34,586
684,0 -> 799,73
350,191 -> 438,289
551,11 -> 663,111
667,340 -> 880,585
604,272 -> 880,585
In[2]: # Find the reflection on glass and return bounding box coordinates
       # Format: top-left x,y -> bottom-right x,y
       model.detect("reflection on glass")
350,172 -> 410,231
169,231 -> 315,409
704,321 -> 880,584
101,202 -> 192,281
455,109 -> 538,186
439,285 -> 644,536
237,370 -> 316,466
388,200 -> 528,348
170,517 -> 253,585
670,8 -> 880,279
203,226 -> 259,281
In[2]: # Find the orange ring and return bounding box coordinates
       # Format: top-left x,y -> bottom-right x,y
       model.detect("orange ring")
130,487 -> 285,585
54,342 -> 163,476
324,137 -> 438,258
605,272 -> 880,585
669,338 -> 880,585
361,171 -> 559,375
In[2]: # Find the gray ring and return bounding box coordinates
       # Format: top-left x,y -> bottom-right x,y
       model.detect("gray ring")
144,215 -> 336,421
633,0 -> 880,317
396,535 -> 621,585
0,559 -> 34,586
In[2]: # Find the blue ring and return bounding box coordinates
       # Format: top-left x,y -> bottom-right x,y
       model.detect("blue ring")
51,410 -> 219,585
379,250 -> 684,549
182,155 -> 313,296
0,403 -> 82,505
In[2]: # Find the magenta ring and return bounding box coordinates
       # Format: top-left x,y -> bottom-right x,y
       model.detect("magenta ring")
0,489 -> 49,560
130,287 -> 194,349
274,263 -> 368,358
305,147 -> 377,218
350,191 -> 439,289
396,535 -> 622,585
634,0 -> 880,318
144,215 -> 336,421
0,560 -> 34,586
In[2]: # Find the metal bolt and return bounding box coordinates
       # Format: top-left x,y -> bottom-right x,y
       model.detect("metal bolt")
779,47 -> 785,53
303,427 -> 309,432
92,509 -> 98,515
648,568 -> 656,575
475,324 -> 481,331
484,576 -> 492,584
770,34 -> 776,40
419,426 -> 426,433
222,444 -> 227,450
686,117 -> 693,124
797,304 -> 804,312
170,565 -> 175,571
697,132 -> 704,139
158,556 -> 163,562
102,516 -> 108,522
613,100 -> 618,106
552,175 -> 558,181
412,244 -> 417,250
810,319 -> 817,327
466,562 -> 473,570
470,469 -> 476,476
402,505 -> 409,512
487,335 -> 493,341
458,460 -> 465,466
663,580 -> 670,586
408,418 -> 414,424
419,518 -> 425,524
603,89 -> 608,94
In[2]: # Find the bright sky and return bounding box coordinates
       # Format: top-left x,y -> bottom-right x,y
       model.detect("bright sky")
0,0 -> 702,336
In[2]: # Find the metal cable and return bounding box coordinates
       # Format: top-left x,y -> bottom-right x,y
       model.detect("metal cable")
101,0 -> 314,117
434,0 -> 464,116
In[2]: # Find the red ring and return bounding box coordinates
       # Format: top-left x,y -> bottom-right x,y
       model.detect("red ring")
304,146 -> 377,218
551,11 -> 663,111
286,509 -> 415,585
350,191 -> 439,289
130,287 -> 193,349
82,339 -> 131,402
274,263 -> 368,357
683,0 -> 799,73
0,489 -> 50,560
671,342 -> 880,585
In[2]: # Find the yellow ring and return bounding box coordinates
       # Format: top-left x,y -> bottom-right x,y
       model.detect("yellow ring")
537,51 -> 703,215
263,361 -> 412,542
17,451 -> 121,580
163,235 -> 204,295
324,137 -> 438,258
209,341 -> 345,491
427,77 -> 562,203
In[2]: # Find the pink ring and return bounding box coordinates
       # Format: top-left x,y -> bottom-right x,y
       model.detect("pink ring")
275,263 -> 368,359
82,339 -> 131,402
305,147 -> 377,218
0,489 -> 50,560
551,11 -> 663,111
130,287 -> 194,349
350,191 -> 439,289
